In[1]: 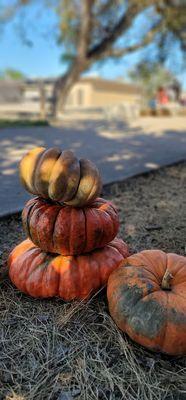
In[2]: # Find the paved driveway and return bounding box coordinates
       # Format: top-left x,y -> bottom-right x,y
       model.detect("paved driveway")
0,117 -> 186,216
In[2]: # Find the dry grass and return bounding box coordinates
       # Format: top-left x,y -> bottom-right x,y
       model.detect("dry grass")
0,162 -> 186,400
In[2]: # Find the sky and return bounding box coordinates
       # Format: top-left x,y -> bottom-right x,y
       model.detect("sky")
0,1 -> 185,88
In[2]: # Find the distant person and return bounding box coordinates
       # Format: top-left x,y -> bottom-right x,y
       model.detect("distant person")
156,86 -> 169,106
148,97 -> 157,115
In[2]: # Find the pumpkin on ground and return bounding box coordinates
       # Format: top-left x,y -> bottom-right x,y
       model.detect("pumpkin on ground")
107,250 -> 186,356
22,197 -> 119,255
19,147 -> 102,207
8,238 -> 129,301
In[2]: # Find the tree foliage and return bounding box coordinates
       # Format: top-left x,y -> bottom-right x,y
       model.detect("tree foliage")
1,1 -> 185,64
129,62 -> 177,99
0,68 -> 25,80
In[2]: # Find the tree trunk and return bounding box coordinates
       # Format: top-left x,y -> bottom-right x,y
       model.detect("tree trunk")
51,61 -> 88,118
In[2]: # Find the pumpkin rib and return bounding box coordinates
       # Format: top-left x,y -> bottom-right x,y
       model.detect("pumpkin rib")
26,199 -> 44,245
47,150 -> 62,194
50,151 -> 80,202
53,206 -> 70,254
22,200 -> 36,242
76,255 -> 90,299
55,256 -> 61,297
31,149 -> 47,194
48,150 -> 80,202
132,265 -> 161,287
25,253 -> 56,297
141,250 -> 167,278
65,158 -> 102,207
79,159 -> 98,205
48,152 -> 63,195
100,208 -> 110,247
172,282 -> 186,299
102,209 -> 115,244
28,200 -> 51,245
128,276 -> 160,304
101,203 -> 120,249
10,244 -> 36,267
86,207 -> 104,251
15,248 -> 43,294
107,238 -> 129,260
69,208 -> 76,255
19,147 -> 46,194
27,254 -> 49,296
50,206 -> 62,252
62,153 -> 81,202
170,264 -> 186,285
34,148 -> 62,198
82,208 -> 88,253
91,252 -> 101,292
129,250 -> 167,277
85,166 -> 101,204
35,203 -> 59,253
173,293 -> 186,300
53,210 -> 60,252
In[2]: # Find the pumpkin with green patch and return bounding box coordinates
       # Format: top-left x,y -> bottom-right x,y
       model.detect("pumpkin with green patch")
107,249 -> 186,355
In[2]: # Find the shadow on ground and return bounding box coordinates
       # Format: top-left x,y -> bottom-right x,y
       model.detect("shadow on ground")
0,118 -> 186,215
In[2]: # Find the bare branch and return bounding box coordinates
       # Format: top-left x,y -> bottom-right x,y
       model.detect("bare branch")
87,2 -> 143,60
78,0 -> 95,58
103,20 -> 163,58
94,0 -> 115,16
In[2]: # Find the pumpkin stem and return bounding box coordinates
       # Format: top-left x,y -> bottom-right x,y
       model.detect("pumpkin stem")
161,269 -> 173,290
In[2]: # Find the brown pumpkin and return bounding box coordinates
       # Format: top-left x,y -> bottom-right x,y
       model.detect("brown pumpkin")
107,250 -> 186,355
22,197 -> 119,255
19,147 -> 102,207
8,238 -> 129,301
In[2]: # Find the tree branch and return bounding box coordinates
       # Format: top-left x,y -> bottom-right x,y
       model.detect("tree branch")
78,0 -> 95,58
87,2 -> 143,60
94,0 -> 115,17
103,21 -> 163,58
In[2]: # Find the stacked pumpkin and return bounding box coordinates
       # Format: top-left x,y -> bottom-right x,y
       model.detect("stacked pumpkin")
8,147 -> 129,301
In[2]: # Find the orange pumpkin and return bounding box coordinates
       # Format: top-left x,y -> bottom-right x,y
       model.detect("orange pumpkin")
19,147 -> 102,207
8,238 -> 129,301
107,250 -> 186,355
22,197 -> 119,255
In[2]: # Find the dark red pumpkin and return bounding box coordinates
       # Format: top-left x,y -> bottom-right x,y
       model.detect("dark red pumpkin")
8,238 -> 129,301
107,250 -> 186,356
22,197 -> 119,255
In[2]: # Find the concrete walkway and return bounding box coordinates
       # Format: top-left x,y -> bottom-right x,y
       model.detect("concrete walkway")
0,116 -> 186,216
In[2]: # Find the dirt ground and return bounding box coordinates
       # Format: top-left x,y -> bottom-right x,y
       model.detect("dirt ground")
0,161 -> 186,400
